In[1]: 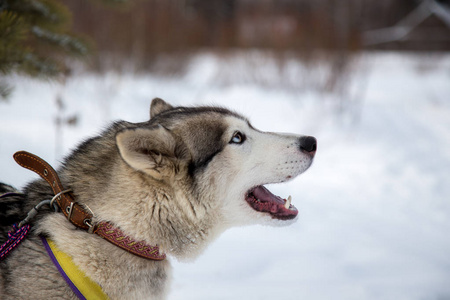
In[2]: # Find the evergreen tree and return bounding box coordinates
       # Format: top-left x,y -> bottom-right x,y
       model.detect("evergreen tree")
0,0 -> 91,99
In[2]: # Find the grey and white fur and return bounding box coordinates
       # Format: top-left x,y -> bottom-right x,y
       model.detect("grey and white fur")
0,98 -> 317,299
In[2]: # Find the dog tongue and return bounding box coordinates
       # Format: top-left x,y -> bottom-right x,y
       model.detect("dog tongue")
246,185 -> 298,220
252,186 -> 285,205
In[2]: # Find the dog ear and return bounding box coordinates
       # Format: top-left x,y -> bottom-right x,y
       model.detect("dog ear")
150,98 -> 173,118
116,125 -> 190,180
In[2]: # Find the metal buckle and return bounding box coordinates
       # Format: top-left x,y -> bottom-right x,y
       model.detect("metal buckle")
66,202 -> 75,220
83,204 -> 96,234
84,219 -> 95,234
50,189 -> 72,212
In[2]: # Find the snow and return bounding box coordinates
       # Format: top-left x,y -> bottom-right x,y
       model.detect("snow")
1,52 -> 450,300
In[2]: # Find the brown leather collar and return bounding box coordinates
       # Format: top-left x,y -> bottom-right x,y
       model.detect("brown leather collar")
13,151 -> 166,261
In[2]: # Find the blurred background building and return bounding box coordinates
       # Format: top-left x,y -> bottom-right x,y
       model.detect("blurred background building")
61,0 -> 450,71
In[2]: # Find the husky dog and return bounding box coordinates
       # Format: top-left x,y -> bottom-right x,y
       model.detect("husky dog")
0,98 -> 316,299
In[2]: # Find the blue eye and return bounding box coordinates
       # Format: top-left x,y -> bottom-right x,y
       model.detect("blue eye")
230,131 -> 245,144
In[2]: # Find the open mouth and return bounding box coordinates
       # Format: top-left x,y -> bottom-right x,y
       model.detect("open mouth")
245,186 -> 298,220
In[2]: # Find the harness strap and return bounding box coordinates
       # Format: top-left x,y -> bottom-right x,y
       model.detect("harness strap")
41,236 -> 110,300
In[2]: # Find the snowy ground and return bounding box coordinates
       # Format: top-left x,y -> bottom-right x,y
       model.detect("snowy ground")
1,52 -> 450,300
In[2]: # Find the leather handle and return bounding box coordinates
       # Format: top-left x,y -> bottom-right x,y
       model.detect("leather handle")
13,151 -> 92,230
14,151 -> 63,195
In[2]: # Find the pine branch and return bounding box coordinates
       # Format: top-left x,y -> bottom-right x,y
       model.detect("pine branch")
20,52 -> 62,77
0,0 -> 129,99
9,0 -> 72,30
31,26 -> 89,56
0,11 -> 27,43
0,12 -> 28,76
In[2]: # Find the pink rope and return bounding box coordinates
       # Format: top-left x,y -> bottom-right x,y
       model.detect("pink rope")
0,224 -> 31,261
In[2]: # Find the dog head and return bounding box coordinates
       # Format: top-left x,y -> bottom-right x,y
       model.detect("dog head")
116,98 -> 316,232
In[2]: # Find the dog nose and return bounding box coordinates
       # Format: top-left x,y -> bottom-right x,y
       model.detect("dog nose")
299,136 -> 317,156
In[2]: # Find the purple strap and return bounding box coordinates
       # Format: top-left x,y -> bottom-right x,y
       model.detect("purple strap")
0,228 -> 85,299
0,224 -> 31,261
0,192 -> 25,199
40,236 -> 86,300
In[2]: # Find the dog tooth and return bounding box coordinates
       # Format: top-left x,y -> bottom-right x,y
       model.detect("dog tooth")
284,195 -> 292,209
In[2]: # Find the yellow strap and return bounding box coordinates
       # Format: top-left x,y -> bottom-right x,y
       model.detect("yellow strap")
46,239 -> 110,300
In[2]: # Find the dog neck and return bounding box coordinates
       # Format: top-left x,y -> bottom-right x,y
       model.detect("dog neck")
88,172 -> 224,260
